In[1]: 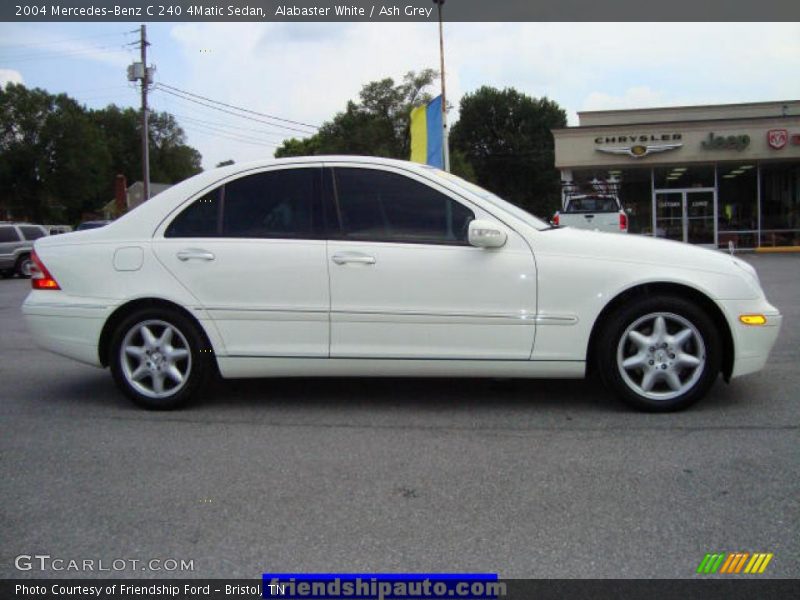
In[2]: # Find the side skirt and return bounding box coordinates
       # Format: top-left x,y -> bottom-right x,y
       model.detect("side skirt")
216,357 -> 585,379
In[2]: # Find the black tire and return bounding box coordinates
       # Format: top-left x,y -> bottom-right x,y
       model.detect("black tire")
597,295 -> 721,412
109,307 -> 213,410
15,254 -> 33,278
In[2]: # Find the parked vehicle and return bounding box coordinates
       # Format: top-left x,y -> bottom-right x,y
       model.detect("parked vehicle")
553,194 -> 628,233
46,225 -> 73,235
0,223 -> 48,278
76,220 -> 111,231
23,157 -> 782,411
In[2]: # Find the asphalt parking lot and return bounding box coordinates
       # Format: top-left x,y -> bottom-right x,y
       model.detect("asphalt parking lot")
1,253 -> 798,580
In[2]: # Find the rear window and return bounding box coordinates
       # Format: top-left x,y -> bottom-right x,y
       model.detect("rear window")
565,197 -> 620,213
19,226 -> 46,240
0,226 -> 20,243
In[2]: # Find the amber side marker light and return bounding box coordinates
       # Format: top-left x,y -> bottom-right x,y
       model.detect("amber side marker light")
739,314 -> 767,326
30,250 -> 61,290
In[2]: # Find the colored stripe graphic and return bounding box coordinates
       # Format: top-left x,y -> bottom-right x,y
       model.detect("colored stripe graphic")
698,552 -> 773,574
697,553 -> 726,574
744,553 -> 774,573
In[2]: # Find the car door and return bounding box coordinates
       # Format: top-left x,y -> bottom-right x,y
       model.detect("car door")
152,166 -> 330,357
0,225 -> 22,271
325,164 -> 537,359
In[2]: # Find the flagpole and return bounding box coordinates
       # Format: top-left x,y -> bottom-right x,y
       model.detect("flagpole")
434,0 -> 450,172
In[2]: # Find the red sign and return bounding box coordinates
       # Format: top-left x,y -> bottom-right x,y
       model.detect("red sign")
767,129 -> 788,150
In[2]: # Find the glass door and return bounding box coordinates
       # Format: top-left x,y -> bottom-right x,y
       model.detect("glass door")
654,189 -> 716,245
686,191 -> 715,245
655,192 -> 684,241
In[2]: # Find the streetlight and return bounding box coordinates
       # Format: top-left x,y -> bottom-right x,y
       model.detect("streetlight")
432,0 -> 450,172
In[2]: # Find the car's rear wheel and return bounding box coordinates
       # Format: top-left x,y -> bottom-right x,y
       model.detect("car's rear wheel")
109,308 -> 211,409
15,254 -> 33,278
598,295 -> 721,411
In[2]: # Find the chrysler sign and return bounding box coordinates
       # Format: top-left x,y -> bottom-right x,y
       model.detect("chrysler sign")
594,133 -> 683,158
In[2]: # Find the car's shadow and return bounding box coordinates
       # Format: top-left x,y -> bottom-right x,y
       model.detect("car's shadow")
39,367 -> 748,418
200,375 -> 615,410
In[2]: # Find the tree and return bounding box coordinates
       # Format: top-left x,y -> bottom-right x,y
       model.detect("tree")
275,69 -> 438,160
0,84 -> 110,222
450,86 -> 567,218
92,106 -> 202,190
216,159 -> 235,168
0,84 -> 202,223
146,111 -> 202,184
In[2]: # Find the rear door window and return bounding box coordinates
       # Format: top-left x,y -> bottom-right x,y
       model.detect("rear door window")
19,226 -> 46,241
165,168 -> 321,239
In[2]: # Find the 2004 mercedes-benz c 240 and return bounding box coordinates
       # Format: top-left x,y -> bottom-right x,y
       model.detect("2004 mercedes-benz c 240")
23,157 -> 782,411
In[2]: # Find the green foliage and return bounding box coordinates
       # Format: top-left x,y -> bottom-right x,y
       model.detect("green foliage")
275,69 -> 438,160
0,83 -> 202,223
450,86 -> 567,218
449,149 -> 477,183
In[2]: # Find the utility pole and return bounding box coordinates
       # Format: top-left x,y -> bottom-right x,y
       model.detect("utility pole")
127,27 -> 155,206
139,24 -> 150,201
433,0 -> 450,172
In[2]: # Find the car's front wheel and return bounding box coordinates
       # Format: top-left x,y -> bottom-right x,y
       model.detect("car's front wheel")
598,296 -> 721,411
109,308 -> 212,409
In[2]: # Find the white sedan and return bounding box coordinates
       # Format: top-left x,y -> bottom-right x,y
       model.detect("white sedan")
23,156 -> 782,411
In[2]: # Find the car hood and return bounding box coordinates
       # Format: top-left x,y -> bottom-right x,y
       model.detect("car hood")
535,227 -> 743,275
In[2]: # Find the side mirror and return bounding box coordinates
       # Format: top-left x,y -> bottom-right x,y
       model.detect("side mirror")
468,219 -> 507,248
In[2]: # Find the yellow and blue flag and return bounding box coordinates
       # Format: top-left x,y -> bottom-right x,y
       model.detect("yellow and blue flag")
410,95 -> 444,169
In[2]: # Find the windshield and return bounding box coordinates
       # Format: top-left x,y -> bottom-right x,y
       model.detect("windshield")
564,196 -> 620,213
426,168 -> 550,230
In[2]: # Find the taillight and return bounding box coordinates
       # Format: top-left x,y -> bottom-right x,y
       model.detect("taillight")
30,250 -> 61,290
619,212 -> 628,231
552,213 -> 560,226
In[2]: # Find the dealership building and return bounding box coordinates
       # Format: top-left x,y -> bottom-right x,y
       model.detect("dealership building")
552,100 -> 800,248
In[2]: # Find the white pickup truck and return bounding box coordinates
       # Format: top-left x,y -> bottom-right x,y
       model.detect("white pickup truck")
553,194 -> 628,233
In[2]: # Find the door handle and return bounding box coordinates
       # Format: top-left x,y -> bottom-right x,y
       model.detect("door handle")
177,249 -> 215,261
332,252 -> 376,265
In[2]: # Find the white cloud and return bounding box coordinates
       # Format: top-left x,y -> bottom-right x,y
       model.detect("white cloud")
0,68 -> 24,87
583,86 -> 666,112
158,22 -> 800,168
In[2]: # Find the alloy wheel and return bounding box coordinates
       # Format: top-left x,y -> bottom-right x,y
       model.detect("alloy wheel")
616,312 -> 706,401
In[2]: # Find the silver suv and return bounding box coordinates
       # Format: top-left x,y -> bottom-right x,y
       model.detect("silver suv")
0,223 -> 49,278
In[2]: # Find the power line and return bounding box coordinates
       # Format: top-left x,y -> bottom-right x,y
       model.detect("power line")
156,81 -> 319,132
166,111 -> 285,145
154,91 -> 299,138
180,123 -> 279,148
168,112 -> 289,144
154,86 -> 317,136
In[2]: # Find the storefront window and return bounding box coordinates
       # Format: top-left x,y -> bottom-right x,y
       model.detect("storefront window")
760,162 -> 800,246
717,163 -> 757,249
654,165 -> 715,189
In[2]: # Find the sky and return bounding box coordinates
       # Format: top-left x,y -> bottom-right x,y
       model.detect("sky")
1,21 -> 799,171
